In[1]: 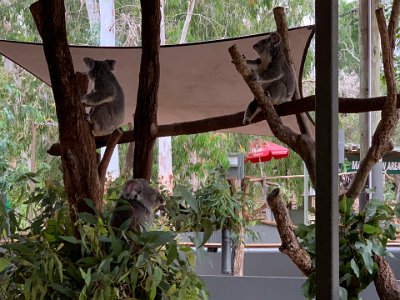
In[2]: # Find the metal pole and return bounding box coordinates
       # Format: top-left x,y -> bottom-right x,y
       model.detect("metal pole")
303,163 -> 309,225
359,0 -> 383,207
315,1 -> 339,299
221,229 -> 232,274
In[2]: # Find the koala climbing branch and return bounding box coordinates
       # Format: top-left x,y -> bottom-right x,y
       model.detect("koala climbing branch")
273,7 -> 313,138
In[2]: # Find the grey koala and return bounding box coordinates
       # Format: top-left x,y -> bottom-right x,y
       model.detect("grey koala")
81,57 -> 125,136
111,179 -> 163,230
243,32 -> 295,125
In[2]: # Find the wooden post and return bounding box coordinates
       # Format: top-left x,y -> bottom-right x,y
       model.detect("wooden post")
30,0 -> 102,213
133,0 -> 161,180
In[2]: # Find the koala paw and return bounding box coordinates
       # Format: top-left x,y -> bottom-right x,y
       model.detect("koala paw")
84,113 -> 90,122
243,117 -> 251,126
80,96 -> 90,106
248,72 -> 257,82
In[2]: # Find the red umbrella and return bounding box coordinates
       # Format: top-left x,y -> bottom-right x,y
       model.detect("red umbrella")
245,140 -> 289,163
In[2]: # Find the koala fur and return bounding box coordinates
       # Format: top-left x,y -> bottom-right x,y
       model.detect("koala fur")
81,57 -> 125,136
243,32 -> 295,125
111,179 -> 163,230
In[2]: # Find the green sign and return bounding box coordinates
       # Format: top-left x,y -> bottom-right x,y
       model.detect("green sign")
346,157 -> 400,175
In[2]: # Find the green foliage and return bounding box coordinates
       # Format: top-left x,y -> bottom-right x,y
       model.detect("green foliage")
172,133 -> 232,186
0,178 -> 207,300
164,169 -> 256,246
296,198 -> 400,300
338,0 -> 359,74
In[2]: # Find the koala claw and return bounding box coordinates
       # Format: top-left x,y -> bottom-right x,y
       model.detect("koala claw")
248,72 -> 257,82
243,118 -> 251,126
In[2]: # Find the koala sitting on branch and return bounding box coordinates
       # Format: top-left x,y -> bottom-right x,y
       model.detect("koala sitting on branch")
81,57 -> 125,136
242,32 -> 295,125
111,179 -> 163,230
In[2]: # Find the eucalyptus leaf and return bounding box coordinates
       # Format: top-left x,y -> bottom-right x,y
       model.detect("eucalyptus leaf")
153,266 -> 163,287
339,286 -> 348,300
78,212 -> 98,225
59,235 -> 81,244
176,185 -> 198,213
199,219 -> 213,247
395,202 -> 400,218
350,258 -> 360,277
363,223 -> 380,234
355,242 -> 374,274
0,257 -> 11,272
139,231 -> 175,248
109,226 -> 122,257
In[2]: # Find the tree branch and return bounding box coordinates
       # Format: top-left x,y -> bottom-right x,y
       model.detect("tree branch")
228,44 -> 317,186
346,7 -> 400,200
48,94 -> 400,156
30,0 -> 101,213
133,0 -> 161,180
98,128 -> 123,185
373,254 -> 400,299
179,0 -> 195,44
273,7 -> 313,137
267,189 -> 313,276
388,0 -> 400,52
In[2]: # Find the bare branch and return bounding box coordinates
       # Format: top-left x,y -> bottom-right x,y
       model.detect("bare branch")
373,254 -> 400,299
98,128 -> 123,184
346,7 -> 400,199
48,94 -> 400,157
267,189 -> 313,276
388,0 -> 400,51
273,6 -> 313,137
229,44 -> 316,185
179,0 -> 195,44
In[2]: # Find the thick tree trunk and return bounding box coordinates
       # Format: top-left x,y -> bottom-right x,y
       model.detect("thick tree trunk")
99,0 -> 115,46
30,0 -> 102,213
133,0 -> 161,180
84,0 -> 99,34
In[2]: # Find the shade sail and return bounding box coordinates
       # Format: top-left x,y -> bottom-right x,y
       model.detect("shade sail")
0,26 -> 314,136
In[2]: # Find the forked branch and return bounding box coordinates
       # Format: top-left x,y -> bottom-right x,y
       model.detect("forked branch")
228,44 -> 317,186
346,5 -> 400,200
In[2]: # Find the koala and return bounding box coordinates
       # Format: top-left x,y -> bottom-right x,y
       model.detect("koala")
111,179 -> 163,230
242,32 -> 295,125
81,57 -> 125,136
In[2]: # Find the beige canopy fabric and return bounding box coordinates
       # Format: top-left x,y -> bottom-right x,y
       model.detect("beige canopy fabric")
0,26 -> 314,136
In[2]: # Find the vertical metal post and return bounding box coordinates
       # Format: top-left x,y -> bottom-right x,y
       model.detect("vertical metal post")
359,0 -> 383,208
303,163 -> 309,225
315,1 -> 339,299
222,153 -> 244,275
221,229 -> 232,274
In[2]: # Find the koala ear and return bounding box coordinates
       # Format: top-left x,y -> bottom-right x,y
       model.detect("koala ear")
105,59 -> 116,71
270,32 -> 281,46
83,57 -> 95,69
121,179 -> 142,200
